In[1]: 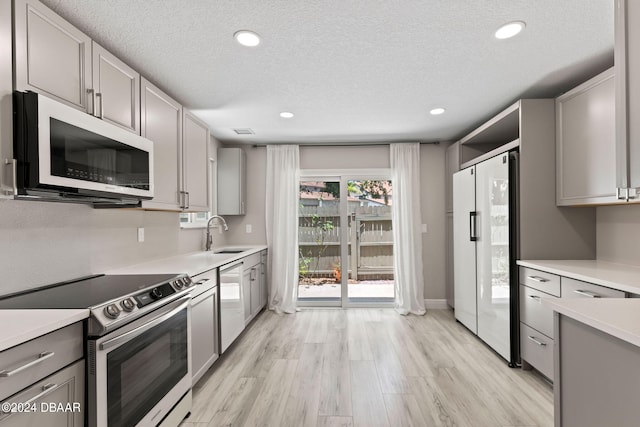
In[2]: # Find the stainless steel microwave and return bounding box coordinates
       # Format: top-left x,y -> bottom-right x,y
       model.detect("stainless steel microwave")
13,91 -> 154,205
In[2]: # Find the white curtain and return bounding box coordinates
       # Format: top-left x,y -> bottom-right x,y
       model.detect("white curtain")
265,145 -> 300,314
391,143 -> 426,315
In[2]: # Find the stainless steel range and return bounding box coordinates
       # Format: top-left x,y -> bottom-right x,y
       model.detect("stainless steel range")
0,273 -> 195,427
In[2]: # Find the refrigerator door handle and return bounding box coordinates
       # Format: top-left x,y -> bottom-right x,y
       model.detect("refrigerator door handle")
469,211 -> 478,241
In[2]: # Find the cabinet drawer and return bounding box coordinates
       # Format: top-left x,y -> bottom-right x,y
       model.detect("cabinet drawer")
561,277 -> 625,299
0,322 -> 83,401
520,285 -> 555,338
519,267 -> 560,296
191,267 -> 219,298
520,323 -> 554,380
242,252 -> 261,270
0,359 -> 84,426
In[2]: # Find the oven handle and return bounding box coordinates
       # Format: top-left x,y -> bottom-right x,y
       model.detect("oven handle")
100,296 -> 190,351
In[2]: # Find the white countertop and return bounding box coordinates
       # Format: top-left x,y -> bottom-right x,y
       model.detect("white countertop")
543,298 -> 640,348
107,245 -> 267,277
516,259 -> 640,295
0,309 -> 89,352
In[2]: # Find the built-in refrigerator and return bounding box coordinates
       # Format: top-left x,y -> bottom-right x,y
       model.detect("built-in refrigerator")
453,151 -> 519,367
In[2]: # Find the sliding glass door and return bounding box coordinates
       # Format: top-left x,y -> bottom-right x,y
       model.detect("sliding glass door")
298,179 -> 343,305
297,173 -> 394,307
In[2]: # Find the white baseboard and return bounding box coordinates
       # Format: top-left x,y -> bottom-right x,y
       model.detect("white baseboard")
424,299 -> 450,310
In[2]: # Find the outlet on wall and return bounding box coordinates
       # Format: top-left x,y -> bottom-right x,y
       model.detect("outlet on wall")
245,224 -> 252,234
421,224 -> 428,233
137,227 -> 145,242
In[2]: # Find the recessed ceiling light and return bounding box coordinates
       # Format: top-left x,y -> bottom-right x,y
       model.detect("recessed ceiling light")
495,21 -> 526,39
280,111 -> 294,118
430,108 -> 446,115
234,30 -> 261,47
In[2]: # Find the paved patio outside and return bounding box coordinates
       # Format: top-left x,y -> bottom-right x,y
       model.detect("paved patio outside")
298,280 -> 394,299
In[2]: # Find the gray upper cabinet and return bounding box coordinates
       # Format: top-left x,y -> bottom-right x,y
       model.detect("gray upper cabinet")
556,67 -> 618,206
1,0 -> 12,197
217,147 -> 246,215
181,111 -> 210,212
92,42 -> 140,133
615,0 -> 640,201
14,0 -> 140,134
140,78 -> 182,210
14,0 -> 92,112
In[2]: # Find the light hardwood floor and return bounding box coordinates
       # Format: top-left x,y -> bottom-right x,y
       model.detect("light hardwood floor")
181,308 -> 553,427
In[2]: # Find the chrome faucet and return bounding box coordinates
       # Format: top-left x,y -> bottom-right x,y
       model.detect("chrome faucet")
205,215 -> 228,251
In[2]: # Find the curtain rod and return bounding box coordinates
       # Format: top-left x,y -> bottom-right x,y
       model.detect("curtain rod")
250,141 -> 441,148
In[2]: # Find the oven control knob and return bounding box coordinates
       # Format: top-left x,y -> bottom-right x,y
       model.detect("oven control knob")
151,287 -> 163,299
120,298 -> 135,312
173,279 -> 183,289
184,277 -> 192,287
104,304 -> 121,319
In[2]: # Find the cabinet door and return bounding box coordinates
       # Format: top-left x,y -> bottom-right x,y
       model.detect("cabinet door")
92,42 -> 140,133
250,266 -> 260,316
260,251 -> 268,308
556,68 -> 618,205
217,147 -> 246,215
14,0 -> 92,112
141,78 -> 182,210
242,269 -> 252,324
191,287 -> 218,385
616,0 -> 640,198
0,360 -> 84,427
182,111 -> 210,211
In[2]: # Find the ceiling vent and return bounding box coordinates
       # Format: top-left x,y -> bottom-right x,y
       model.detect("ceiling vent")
233,128 -> 255,135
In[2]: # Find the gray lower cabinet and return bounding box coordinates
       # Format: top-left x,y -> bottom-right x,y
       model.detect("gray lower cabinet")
0,360 -> 84,427
519,266 -> 627,382
242,267 -> 252,324
140,77 -> 182,210
0,322 -> 84,427
190,268 -> 219,385
555,314 -> 640,427
519,267 -> 560,381
14,0 -> 92,112
242,250 -> 268,325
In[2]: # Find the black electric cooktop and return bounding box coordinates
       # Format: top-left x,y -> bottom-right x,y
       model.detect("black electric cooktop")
0,274 -> 182,309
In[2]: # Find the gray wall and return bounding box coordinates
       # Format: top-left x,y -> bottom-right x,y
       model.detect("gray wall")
221,143 -> 448,300
0,200 -> 201,296
597,204 -> 640,266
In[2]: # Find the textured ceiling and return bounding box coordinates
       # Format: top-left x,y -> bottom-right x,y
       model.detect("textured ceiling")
41,0 -> 614,144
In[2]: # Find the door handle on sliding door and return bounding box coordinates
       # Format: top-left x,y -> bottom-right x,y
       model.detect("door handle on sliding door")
469,211 -> 478,241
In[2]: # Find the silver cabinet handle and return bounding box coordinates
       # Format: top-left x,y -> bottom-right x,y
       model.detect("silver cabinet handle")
19,383 -> 57,407
527,336 -> 547,347
86,88 -> 95,115
96,92 -> 104,119
527,294 -> 541,301
0,383 -> 58,419
196,278 -> 210,285
0,351 -> 55,377
573,289 -> 601,298
527,276 -> 549,283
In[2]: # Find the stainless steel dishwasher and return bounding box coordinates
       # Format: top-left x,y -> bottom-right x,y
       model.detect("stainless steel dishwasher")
219,261 -> 245,353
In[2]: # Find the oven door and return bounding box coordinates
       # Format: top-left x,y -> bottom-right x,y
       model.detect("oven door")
88,295 -> 191,427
